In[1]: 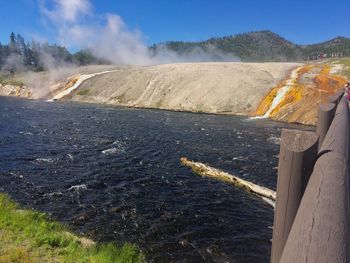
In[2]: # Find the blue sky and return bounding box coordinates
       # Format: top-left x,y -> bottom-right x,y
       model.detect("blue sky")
1,0 -> 350,47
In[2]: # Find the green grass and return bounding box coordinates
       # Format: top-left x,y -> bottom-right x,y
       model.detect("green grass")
0,194 -> 145,263
0,75 -> 24,87
77,89 -> 91,96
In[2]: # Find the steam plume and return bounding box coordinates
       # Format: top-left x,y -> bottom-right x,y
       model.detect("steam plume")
39,0 -> 239,65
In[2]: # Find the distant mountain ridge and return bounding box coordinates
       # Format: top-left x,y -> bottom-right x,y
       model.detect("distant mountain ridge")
151,31 -> 350,62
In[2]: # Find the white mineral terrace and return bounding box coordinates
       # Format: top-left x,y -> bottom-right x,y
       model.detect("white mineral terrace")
47,70 -> 119,102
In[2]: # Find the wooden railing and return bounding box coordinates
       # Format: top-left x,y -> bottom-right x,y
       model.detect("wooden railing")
271,90 -> 349,263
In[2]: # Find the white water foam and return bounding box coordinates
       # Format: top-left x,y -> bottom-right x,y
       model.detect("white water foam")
267,135 -> 281,145
67,153 -> 74,160
44,191 -> 63,198
19,131 -> 33,136
35,158 -> 54,163
68,184 -> 87,191
102,147 -> 118,155
232,156 -> 247,161
102,140 -> 126,155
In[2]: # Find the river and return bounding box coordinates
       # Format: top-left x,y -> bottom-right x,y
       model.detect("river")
0,96 -> 312,263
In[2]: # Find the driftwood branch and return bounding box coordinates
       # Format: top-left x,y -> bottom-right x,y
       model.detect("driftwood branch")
180,157 -> 276,206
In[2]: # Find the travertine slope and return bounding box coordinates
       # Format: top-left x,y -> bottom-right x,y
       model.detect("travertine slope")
253,62 -> 348,125
2,61 -> 347,126
67,62 -> 300,115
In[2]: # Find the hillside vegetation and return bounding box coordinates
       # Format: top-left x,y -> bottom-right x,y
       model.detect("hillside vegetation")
0,33 -> 104,73
151,31 -> 350,62
1,31 -> 349,74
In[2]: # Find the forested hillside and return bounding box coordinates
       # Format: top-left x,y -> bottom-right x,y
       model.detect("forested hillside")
151,31 -> 350,62
1,31 -> 350,73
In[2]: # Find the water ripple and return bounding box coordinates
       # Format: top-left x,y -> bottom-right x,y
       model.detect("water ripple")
0,97 -> 314,263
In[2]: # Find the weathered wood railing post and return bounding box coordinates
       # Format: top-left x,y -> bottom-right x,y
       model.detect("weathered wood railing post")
278,95 -> 349,263
316,103 -> 336,149
270,129 -> 318,263
279,152 -> 349,263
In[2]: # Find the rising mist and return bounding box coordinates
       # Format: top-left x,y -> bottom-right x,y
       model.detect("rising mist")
39,0 -> 239,66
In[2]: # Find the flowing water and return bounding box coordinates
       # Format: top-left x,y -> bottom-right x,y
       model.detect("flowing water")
0,97 -> 312,263
48,69 -> 119,101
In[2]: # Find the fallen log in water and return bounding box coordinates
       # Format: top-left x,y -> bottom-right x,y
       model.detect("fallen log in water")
180,157 -> 276,207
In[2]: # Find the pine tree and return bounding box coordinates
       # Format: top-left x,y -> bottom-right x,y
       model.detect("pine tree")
9,32 -> 18,54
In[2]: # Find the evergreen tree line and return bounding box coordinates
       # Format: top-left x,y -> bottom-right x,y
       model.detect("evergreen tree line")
0,33 -> 104,73
153,31 -> 350,62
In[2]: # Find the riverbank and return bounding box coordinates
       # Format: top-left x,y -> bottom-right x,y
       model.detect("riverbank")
54,61 -> 348,125
0,193 -> 145,263
0,61 -> 348,125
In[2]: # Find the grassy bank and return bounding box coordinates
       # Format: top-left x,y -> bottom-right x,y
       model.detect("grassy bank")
0,194 -> 145,263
